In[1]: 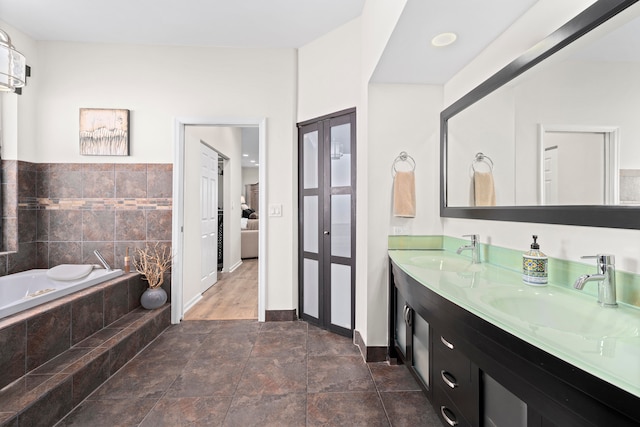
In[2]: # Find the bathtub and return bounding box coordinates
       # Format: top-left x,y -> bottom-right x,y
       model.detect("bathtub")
0,267 -> 124,319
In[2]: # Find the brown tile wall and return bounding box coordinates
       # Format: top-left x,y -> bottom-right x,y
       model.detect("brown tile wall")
0,161 -> 172,276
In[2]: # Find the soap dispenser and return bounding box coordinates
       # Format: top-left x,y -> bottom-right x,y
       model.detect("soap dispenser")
523,235 -> 548,286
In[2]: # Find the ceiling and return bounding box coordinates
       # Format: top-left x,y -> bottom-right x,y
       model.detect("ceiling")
0,0 -> 366,48
371,0 -> 537,84
0,0 -> 538,85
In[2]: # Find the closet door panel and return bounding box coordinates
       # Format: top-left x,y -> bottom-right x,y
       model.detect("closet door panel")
303,259 -> 320,319
330,263 -> 351,329
330,194 -> 351,258
298,109 -> 355,336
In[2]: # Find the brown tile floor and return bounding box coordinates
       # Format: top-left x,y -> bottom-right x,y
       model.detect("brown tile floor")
55,320 -> 442,426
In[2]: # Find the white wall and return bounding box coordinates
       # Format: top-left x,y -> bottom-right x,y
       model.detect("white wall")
443,0 -> 640,273
297,18 -> 362,122
10,36 -> 299,311
367,83 -> 443,346
183,126 -> 242,309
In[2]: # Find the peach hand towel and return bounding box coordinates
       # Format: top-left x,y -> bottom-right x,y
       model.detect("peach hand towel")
393,171 -> 416,217
474,171 -> 496,206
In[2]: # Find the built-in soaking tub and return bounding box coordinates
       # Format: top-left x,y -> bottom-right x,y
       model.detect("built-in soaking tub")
0,266 -> 124,320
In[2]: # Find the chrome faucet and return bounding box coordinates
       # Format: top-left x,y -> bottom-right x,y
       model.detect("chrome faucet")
456,234 -> 480,264
94,250 -> 112,271
573,254 -> 617,308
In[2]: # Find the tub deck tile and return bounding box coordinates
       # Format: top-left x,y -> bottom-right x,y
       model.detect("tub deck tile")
0,411 -> 17,427
0,322 -> 26,390
107,308 -> 147,329
0,373 -> 68,412
74,327 -> 123,348
30,347 -> 93,375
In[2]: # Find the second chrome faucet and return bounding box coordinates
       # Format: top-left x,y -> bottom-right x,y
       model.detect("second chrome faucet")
574,254 -> 617,308
456,234 -> 480,264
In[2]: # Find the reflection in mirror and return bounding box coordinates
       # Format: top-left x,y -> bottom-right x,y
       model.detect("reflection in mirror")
447,0 -> 640,207
441,0 -> 640,229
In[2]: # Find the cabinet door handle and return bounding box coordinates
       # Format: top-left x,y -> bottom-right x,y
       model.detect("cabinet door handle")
440,336 -> 454,350
441,370 -> 458,389
406,308 -> 412,327
403,305 -> 408,323
440,406 -> 459,426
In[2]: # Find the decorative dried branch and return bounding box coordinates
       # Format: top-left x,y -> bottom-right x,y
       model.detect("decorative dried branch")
133,243 -> 173,289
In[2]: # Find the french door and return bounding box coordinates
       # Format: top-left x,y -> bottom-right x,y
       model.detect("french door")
298,108 -> 356,337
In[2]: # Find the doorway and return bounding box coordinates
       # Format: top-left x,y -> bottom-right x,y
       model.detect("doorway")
538,125 -> 619,205
172,118 -> 267,324
297,108 -> 356,337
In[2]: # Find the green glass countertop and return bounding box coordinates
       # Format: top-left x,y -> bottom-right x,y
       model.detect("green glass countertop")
388,249 -> 640,398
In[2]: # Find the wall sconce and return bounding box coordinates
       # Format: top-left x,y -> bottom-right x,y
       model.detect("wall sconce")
0,28 -> 28,94
330,140 -> 343,160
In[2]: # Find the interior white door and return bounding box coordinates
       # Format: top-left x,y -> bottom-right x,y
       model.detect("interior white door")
200,143 -> 218,292
543,131 -> 606,205
543,146 -> 559,205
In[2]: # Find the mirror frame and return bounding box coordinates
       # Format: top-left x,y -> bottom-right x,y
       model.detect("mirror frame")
440,0 -> 640,229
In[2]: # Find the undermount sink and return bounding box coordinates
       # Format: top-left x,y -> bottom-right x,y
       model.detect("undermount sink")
480,289 -> 640,339
409,255 -> 484,273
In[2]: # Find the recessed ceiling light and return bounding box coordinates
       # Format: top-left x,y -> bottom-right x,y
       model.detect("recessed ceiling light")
431,32 -> 457,47
243,153 -> 249,157
250,160 -> 256,163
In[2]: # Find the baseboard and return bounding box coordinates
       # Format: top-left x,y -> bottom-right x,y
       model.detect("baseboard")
354,330 -> 387,363
265,309 -> 297,321
228,260 -> 243,273
183,293 -> 203,315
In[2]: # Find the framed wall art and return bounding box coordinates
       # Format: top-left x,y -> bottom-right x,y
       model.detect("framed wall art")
79,108 -> 130,156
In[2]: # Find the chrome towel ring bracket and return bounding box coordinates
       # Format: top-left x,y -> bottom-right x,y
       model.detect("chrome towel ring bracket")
471,152 -> 494,172
392,151 -> 416,176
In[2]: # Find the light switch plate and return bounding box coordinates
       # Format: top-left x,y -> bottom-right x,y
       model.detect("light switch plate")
269,204 -> 282,217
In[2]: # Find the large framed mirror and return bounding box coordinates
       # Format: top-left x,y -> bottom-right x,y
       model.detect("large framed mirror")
441,0 -> 640,229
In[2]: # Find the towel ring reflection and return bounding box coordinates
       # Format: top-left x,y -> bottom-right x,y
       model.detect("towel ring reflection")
471,152 -> 494,172
392,151 -> 416,176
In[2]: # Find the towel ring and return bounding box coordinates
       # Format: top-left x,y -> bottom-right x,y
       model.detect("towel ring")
392,151 -> 416,176
471,152 -> 494,172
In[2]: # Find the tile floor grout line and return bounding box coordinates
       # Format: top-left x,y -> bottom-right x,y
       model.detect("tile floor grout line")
368,361 -> 394,427
219,324 -> 258,426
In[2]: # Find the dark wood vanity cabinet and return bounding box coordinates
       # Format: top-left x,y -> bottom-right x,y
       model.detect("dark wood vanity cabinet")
389,258 -> 640,427
392,294 -> 430,389
432,330 -> 479,427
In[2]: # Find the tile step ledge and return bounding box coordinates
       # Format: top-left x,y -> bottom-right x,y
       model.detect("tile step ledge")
0,304 -> 171,427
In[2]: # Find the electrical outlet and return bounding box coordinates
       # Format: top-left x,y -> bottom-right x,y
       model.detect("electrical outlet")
393,226 -> 407,235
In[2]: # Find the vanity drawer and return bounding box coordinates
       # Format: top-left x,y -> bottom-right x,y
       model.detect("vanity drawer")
433,334 -> 475,420
433,383 -> 472,427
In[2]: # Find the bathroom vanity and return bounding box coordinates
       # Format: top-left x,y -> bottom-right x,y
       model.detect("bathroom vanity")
388,249 -> 640,427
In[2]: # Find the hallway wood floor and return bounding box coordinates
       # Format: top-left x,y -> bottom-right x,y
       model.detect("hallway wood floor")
184,259 -> 258,321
